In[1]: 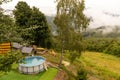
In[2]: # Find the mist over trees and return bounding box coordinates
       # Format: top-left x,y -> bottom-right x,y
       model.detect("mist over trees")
82,25 -> 120,38
0,0 -> 11,4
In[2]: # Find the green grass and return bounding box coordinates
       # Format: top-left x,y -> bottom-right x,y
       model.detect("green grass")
0,63 -> 58,80
39,68 -> 58,80
80,52 -> 120,80
0,54 -> 1,56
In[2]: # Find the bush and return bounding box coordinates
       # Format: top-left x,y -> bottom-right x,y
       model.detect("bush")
85,38 -> 120,57
76,67 -> 87,80
0,51 -> 23,72
104,41 -> 120,57
0,71 -> 5,77
85,38 -> 113,52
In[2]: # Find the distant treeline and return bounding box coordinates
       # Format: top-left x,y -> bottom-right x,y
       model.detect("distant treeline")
84,38 -> 120,57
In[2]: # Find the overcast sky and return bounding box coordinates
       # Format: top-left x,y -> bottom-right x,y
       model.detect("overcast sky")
1,0 -> 120,28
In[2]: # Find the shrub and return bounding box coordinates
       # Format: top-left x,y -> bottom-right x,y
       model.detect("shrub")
0,51 -> 23,72
104,41 -> 120,57
85,38 -> 120,57
76,67 -> 87,80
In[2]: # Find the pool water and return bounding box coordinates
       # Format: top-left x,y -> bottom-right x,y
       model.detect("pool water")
20,56 -> 45,67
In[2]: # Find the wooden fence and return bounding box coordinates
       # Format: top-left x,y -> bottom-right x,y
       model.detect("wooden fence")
0,42 -> 11,54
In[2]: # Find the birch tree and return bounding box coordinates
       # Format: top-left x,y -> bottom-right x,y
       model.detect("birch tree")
54,0 -> 90,66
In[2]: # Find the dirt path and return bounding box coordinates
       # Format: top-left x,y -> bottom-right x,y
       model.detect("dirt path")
54,70 -> 68,80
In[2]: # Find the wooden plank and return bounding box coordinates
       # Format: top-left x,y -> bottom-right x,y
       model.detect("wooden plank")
0,46 -> 11,49
0,51 -> 10,54
0,43 -> 11,46
0,49 -> 10,51
0,51 -> 7,54
0,51 -> 2,54
0,49 -> 11,51
0,42 -> 11,54
0,51 -> 8,53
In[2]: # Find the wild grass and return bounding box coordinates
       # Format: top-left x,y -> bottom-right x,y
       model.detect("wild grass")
80,51 -> 120,80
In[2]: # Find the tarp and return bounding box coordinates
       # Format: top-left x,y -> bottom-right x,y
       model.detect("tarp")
21,47 -> 33,54
12,42 -> 23,49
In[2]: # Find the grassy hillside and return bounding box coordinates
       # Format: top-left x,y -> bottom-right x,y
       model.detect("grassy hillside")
80,52 -> 120,80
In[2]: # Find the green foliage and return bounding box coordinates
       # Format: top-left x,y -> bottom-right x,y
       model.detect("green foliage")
0,9 -> 13,26
0,11 -> 13,42
69,40 -> 85,63
104,41 -> 120,57
0,25 -> 23,43
76,67 -> 87,80
13,1 -> 31,27
0,13 -> 13,26
0,71 -> 5,77
0,51 -> 23,72
85,38 -> 120,57
0,8 -> 22,43
68,34 -> 86,62
54,0 -> 90,65
13,2 -> 52,48
30,7 -> 52,48
85,38 -> 113,52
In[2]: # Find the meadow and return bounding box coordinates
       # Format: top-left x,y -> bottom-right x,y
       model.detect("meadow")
80,52 -> 120,80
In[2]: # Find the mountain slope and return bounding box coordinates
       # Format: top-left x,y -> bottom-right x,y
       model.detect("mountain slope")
80,52 -> 120,80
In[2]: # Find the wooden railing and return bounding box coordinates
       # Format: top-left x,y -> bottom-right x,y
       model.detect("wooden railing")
0,42 -> 11,54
